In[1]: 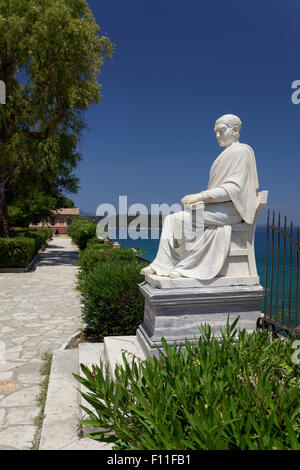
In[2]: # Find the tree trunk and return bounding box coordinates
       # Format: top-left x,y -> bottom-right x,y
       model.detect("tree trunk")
0,166 -> 9,238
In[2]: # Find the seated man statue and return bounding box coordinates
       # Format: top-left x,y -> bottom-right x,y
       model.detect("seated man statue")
141,114 -> 259,280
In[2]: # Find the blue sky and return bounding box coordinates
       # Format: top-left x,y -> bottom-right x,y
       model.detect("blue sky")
74,0 -> 300,225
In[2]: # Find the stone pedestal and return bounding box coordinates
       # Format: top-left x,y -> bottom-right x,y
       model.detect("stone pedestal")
136,278 -> 264,357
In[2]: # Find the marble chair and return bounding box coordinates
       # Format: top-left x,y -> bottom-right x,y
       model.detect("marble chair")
217,190 -> 269,280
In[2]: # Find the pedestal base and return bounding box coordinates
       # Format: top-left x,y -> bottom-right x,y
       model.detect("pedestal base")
136,281 -> 264,357
145,274 -> 260,289
104,336 -> 146,380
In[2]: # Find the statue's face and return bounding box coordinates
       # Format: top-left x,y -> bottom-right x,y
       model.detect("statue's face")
214,122 -> 237,148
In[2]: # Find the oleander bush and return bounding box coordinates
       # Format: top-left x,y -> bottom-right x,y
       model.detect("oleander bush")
78,258 -> 147,340
0,237 -> 37,268
74,319 -> 300,450
67,217 -> 96,250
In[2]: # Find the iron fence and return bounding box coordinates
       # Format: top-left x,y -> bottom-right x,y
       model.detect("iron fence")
257,210 -> 300,338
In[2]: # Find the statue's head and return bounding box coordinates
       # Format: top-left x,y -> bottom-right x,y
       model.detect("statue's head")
214,114 -> 242,148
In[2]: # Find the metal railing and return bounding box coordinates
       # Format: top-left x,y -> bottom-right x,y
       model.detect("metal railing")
257,210 -> 300,338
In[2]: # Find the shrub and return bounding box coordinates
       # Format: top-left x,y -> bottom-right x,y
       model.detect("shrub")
67,217 -> 96,250
14,229 -> 46,251
0,237 -> 37,268
78,258 -> 146,340
74,319 -> 300,450
86,237 -> 106,248
78,245 -> 137,275
39,228 -> 53,240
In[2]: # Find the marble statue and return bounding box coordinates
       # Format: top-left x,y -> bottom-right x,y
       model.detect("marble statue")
141,114 -> 259,280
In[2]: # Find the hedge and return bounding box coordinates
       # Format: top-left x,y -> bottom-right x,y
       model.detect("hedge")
85,237 -> 106,248
67,217 -> 96,250
78,244 -> 137,276
78,258 -> 146,340
0,237 -> 37,268
14,229 -> 47,250
0,228 -> 53,268
39,228 -> 53,240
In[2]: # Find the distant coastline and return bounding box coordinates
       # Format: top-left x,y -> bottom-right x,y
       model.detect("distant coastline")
85,214 -> 164,230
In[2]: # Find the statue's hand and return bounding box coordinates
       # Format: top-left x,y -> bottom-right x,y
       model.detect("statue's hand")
181,193 -> 203,206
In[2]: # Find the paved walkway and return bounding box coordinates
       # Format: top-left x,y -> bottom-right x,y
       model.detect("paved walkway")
0,237 -> 83,450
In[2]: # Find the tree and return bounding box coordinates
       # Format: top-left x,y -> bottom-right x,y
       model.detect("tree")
0,0 -> 114,236
8,189 -> 57,228
5,143 -> 79,227
56,196 -> 75,209
7,179 -> 76,228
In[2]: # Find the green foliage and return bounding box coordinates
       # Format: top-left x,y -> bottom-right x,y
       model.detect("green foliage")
13,228 -> 47,250
39,228 -> 53,240
74,320 -> 300,450
78,259 -> 146,340
0,227 -> 52,267
67,216 -> 96,250
0,237 -> 36,267
7,189 -> 76,228
86,237 -> 106,248
0,0 -> 114,236
0,0 -> 114,146
76,233 -> 147,340
78,244 -> 137,275
55,196 -> 75,209
8,190 -> 57,227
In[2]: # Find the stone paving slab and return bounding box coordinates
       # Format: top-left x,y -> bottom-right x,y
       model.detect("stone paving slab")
0,237 -> 83,450
78,343 -> 108,436
40,348 -> 112,450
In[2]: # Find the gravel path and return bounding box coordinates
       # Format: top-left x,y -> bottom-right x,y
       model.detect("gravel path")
0,237 -> 83,450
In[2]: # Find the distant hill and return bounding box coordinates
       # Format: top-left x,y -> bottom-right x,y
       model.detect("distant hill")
79,210 -> 94,217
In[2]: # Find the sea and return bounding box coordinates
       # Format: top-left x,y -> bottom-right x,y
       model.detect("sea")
109,226 -> 299,330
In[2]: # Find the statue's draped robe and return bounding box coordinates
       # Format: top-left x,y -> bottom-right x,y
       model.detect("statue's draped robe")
149,143 -> 259,280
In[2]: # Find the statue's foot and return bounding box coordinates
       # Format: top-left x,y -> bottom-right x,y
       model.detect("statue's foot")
140,266 -> 156,276
169,270 -> 182,278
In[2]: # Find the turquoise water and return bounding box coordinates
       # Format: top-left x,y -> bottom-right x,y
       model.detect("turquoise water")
110,227 -> 299,329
